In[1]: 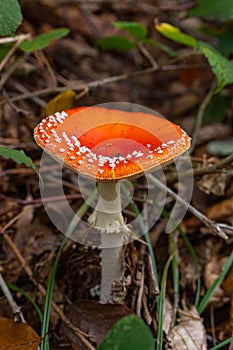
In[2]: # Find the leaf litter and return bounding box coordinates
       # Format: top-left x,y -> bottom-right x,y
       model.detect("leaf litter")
0,0 -> 232,349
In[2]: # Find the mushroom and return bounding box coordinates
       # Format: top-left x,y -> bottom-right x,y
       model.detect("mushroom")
34,106 -> 191,302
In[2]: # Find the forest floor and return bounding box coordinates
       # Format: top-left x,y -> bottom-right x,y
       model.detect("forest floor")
0,1 -> 233,349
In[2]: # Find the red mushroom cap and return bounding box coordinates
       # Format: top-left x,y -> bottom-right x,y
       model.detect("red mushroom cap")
34,106 -> 191,181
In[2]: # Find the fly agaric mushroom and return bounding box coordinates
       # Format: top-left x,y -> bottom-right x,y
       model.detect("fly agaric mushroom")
34,106 -> 191,302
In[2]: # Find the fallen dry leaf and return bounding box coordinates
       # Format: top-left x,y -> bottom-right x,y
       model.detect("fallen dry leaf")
185,196 -> 233,231
45,90 -> 76,115
163,298 -> 174,335
204,257 -> 230,307
222,265 -> 233,295
204,196 -> 233,221
0,300 -> 12,319
167,306 -> 207,350
0,317 -> 41,350
222,266 -> 233,333
197,173 -> 230,196
62,300 -> 132,349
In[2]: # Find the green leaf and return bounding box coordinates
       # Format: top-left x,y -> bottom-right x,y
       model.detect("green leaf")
0,0 -> 23,36
114,21 -> 147,40
155,22 -> 233,91
96,36 -> 136,51
207,138 -> 233,156
198,41 -> 233,91
0,147 -> 39,175
97,314 -> 154,350
189,0 -> 233,21
155,23 -> 197,47
19,28 -> 70,53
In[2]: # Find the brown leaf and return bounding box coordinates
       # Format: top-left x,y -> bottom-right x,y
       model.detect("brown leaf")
167,307 -> 207,350
0,299 -> 13,319
204,196 -> 233,221
185,196 -> 233,231
204,257 -> 230,307
62,300 -> 132,349
163,298 -> 174,335
222,265 -> 233,295
0,317 -> 41,349
45,90 -> 76,116
197,173 -> 230,196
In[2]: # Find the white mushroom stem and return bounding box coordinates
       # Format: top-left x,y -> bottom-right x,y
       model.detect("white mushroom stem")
88,182 -> 130,302
100,232 -> 123,303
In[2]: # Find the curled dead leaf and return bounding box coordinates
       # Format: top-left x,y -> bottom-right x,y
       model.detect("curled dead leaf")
0,317 -> 41,350
185,196 -> 233,232
197,173 -> 230,196
62,300 -> 132,349
204,257 -> 230,307
45,90 -> 76,116
167,307 -> 207,350
163,298 -> 174,335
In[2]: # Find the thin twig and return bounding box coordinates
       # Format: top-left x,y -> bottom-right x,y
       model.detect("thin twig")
0,274 -> 26,323
0,193 -> 82,206
148,174 -> 228,240
0,227 -> 96,350
138,42 -> 159,68
10,81 -> 47,108
167,152 -> 233,184
218,223 -> 233,234
0,58 -> 207,107
74,87 -> 90,101
0,35 -> 28,72
136,264 -> 144,317
0,34 -> 30,45
161,63 -> 207,71
45,0 -> 134,3
0,271 -> 41,350
190,81 -> 217,153
166,166 -> 221,185
217,152 -> 233,168
36,50 -> 58,87
0,56 -> 25,91
0,66 -> 156,106
160,2 -> 195,11
0,193 -> 84,217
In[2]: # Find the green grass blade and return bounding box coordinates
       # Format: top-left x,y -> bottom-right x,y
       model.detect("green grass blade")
6,281 -> 43,322
209,336 -> 233,350
168,233 -> 179,324
149,195 -> 201,303
121,183 -> 159,285
40,190 -> 97,350
179,231 -> 201,307
156,254 -> 174,350
197,249 -> 233,314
